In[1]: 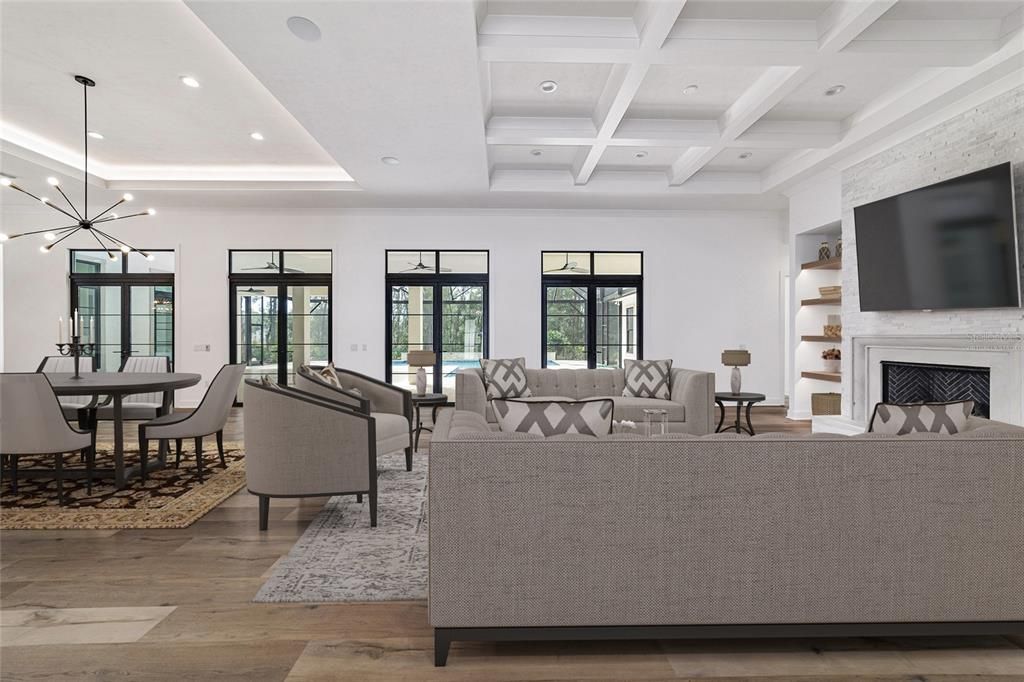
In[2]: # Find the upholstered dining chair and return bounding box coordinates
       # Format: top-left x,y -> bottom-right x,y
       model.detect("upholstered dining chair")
36,355 -> 97,426
137,364 -> 245,482
95,355 -> 172,422
0,373 -> 94,504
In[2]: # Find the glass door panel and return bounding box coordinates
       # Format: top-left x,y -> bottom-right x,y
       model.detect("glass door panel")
234,286 -> 280,394
545,286 -> 588,369
128,284 -> 174,361
77,285 -> 122,371
389,285 -> 434,392
286,285 -> 330,386
440,285 -> 485,400
595,286 -> 637,369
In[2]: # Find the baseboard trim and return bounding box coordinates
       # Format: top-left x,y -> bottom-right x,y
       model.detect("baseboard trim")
433,621 -> 1024,666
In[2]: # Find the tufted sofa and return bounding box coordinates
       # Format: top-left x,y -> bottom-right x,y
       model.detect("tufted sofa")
455,365 -> 715,435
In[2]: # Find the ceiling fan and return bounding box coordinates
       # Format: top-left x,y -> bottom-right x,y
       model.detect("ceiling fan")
238,286 -> 267,295
402,251 -> 451,273
241,256 -> 302,274
544,253 -> 589,274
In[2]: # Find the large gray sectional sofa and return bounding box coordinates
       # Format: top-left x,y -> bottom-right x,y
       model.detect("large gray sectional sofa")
428,409 -> 1024,665
455,365 -> 716,434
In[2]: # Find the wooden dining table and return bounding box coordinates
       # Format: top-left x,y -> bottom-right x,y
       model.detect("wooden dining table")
48,372 -> 202,488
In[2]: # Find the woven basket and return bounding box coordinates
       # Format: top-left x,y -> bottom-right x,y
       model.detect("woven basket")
811,392 -> 841,416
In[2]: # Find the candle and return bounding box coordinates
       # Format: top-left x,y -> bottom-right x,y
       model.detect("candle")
68,316 -> 73,342
74,308 -> 79,337
58,316 -> 63,344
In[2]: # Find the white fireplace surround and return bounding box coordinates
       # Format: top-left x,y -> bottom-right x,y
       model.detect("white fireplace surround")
849,335 -> 1024,426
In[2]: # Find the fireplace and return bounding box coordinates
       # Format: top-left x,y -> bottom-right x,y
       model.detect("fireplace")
881,361 -> 991,418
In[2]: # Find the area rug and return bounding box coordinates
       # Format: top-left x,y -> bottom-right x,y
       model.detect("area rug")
254,451 -> 427,603
0,441 -> 246,530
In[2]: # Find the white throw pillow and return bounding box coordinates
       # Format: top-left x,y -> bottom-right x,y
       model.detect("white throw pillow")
868,400 -> 974,435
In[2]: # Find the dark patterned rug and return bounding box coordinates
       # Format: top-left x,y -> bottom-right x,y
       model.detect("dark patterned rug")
0,441 -> 246,529
254,451 -> 427,602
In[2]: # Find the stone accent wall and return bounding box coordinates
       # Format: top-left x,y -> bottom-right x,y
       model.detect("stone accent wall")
840,85 -> 1024,414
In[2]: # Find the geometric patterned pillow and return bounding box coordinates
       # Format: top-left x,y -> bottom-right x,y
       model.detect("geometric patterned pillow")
492,398 -> 613,436
480,357 -> 532,399
622,359 -> 672,399
868,400 -> 974,435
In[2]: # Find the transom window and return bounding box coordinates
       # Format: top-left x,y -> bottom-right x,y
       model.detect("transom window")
541,251 -> 642,369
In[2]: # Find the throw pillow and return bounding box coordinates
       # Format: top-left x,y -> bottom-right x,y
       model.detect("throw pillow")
622,359 -> 673,399
868,400 -> 974,435
319,363 -> 341,387
480,357 -> 532,399
492,398 -> 613,436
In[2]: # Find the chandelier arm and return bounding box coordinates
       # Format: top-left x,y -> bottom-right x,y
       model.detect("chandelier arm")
44,228 -> 82,251
90,198 -> 125,222
91,211 -> 150,223
86,226 -> 116,258
92,227 -> 144,254
7,183 -> 46,203
53,185 -> 83,220
6,224 -> 81,239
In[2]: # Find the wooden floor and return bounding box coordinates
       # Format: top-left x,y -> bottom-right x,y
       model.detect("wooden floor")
3,407 -> 1023,681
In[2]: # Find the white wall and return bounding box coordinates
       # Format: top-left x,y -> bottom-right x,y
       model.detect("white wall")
2,207 -> 787,407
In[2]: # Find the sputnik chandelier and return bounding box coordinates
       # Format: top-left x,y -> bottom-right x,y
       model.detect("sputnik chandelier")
0,75 -> 155,260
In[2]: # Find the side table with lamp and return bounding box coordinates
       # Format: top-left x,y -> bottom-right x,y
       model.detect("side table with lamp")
718,348 -> 763,434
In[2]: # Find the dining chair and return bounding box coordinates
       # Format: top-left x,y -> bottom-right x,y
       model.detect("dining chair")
95,355 -> 172,421
36,355 -> 97,427
0,373 -> 94,504
137,364 -> 245,482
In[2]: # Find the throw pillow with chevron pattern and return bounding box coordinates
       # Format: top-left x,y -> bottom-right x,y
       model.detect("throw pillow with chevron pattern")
480,357 -> 533,399
868,400 -> 974,435
493,398 -> 614,436
622,359 -> 673,399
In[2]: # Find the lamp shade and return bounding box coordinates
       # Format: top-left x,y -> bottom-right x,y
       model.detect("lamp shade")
721,349 -> 751,367
407,350 -> 437,367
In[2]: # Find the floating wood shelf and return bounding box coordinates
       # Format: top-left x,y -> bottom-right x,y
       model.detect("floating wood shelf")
802,371 -> 841,382
801,256 -> 842,270
801,297 -> 842,306
801,335 -> 842,342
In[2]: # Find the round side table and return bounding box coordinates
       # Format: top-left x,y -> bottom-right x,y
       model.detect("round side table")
412,393 -> 448,451
714,392 -> 766,435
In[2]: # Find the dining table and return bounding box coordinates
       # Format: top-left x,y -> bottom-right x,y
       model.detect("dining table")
48,372 -> 202,488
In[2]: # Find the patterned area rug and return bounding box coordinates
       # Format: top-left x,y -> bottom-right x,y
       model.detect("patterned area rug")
254,451 -> 427,603
0,441 -> 246,530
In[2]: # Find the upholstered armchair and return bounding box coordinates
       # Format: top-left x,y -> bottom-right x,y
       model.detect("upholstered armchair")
36,355 -> 97,427
243,380 -> 381,530
296,365 -> 413,471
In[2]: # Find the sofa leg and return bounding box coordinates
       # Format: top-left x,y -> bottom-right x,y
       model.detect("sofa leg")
356,493 -> 362,503
434,629 -> 451,666
258,495 -> 269,531
405,445 -> 413,472
369,490 -> 378,527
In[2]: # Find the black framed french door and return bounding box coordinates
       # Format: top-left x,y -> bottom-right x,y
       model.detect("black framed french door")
70,251 -> 175,371
228,250 -> 333,398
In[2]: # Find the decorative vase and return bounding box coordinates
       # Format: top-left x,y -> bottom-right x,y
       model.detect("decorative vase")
834,238 -> 842,259
823,359 -> 841,373
415,367 -> 427,396
818,241 -> 831,260
730,366 -> 742,394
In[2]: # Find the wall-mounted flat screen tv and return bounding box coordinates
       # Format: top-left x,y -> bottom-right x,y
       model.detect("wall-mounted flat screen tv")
854,162 -> 1021,312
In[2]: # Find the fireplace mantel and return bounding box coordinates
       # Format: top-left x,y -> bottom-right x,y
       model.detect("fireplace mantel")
848,335 -> 1024,426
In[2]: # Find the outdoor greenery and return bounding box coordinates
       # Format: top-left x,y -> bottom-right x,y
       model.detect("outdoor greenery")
390,285 -> 484,361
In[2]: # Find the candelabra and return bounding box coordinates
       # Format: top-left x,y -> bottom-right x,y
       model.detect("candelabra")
56,335 -> 95,380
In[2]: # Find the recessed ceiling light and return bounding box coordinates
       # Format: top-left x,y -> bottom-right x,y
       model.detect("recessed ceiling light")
682,84 -> 699,95
539,80 -> 558,93
824,84 -> 846,97
381,156 -> 400,165
634,151 -> 648,159
530,149 -> 543,156
738,152 -> 753,159
180,75 -> 200,88
250,131 -> 264,141
287,16 -> 322,42
87,130 -> 104,139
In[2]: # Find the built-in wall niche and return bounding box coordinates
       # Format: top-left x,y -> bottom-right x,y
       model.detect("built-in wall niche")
795,220 -> 843,402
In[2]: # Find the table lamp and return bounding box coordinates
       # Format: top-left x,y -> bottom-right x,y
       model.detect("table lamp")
721,349 -> 751,395
407,350 -> 437,396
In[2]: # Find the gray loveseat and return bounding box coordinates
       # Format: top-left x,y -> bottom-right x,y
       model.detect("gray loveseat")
429,410 -> 1024,665
455,365 -> 715,434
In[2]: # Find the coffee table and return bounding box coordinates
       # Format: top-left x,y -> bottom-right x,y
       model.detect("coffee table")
714,392 -> 766,436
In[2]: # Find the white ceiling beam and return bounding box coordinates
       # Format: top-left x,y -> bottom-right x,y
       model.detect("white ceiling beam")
478,14 -> 639,40
667,0 -> 900,186
734,120 -> 843,149
491,167 -> 762,194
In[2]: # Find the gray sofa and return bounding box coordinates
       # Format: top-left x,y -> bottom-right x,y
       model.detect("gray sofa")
428,409 -> 1024,665
455,365 -> 715,434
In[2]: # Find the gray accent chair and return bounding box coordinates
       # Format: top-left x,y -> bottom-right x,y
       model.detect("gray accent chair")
296,365 -> 414,470
0,373 -> 95,504
243,379 -> 380,530
95,355 -> 173,422
456,365 -> 715,434
138,364 -> 245,482
36,355 -> 97,427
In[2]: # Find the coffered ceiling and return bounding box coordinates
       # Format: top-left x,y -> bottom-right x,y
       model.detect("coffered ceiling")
1,0 -> 1021,210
